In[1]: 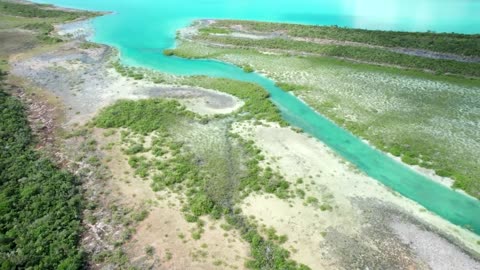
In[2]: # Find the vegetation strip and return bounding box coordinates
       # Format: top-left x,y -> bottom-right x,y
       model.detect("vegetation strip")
210,20 -> 480,57
0,0 -> 100,45
167,21 -> 480,199
192,34 -> 480,77
93,98 -> 311,269
0,74 -> 83,269
0,2 -> 101,268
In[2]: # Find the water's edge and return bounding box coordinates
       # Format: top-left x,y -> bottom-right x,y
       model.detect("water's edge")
110,33 -> 480,234
37,1 -> 480,235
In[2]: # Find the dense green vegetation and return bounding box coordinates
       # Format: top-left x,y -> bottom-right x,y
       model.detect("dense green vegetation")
212,20 -> 480,56
190,34 -> 480,77
0,1 -> 94,20
94,98 -> 310,269
0,79 -> 83,268
0,3 -> 104,269
0,0 -> 98,45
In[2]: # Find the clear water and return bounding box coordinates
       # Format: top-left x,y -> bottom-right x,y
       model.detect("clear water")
35,0 -> 480,233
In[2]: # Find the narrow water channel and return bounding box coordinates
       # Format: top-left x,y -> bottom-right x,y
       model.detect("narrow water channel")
35,0 -> 480,234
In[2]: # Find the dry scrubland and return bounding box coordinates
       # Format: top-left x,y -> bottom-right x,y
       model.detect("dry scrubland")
1,1 -> 480,269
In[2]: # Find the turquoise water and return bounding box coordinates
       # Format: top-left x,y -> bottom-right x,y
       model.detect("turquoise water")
35,0 -> 480,234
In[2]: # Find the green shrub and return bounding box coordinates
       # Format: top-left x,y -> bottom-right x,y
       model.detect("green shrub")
145,246 -> 155,256
306,196 -> 319,205
163,49 -> 175,56
125,144 -> 145,155
133,210 -> 149,222
243,65 -> 254,73
191,230 -> 202,240
320,204 -> 333,211
295,189 -> 306,199
94,99 -> 195,134
189,193 -> 215,217
185,214 -> 199,223
275,82 -> 300,92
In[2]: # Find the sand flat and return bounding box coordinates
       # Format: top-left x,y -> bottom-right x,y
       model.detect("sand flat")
234,121 -> 480,269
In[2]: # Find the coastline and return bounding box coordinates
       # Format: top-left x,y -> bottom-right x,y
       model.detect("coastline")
262,81 -> 461,193
3,1 -> 479,268
57,14 -> 480,244
49,14 -> 479,224
172,20 -> 480,200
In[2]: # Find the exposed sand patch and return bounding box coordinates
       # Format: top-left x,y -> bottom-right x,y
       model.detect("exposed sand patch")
0,29 -> 38,58
391,221 -> 480,270
132,207 -> 249,270
55,20 -> 95,39
243,195 -> 344,269
91,128 -> 250,269
233,121 -> 480,269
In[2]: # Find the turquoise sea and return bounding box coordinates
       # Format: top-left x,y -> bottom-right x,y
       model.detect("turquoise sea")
34,0 -> 480,234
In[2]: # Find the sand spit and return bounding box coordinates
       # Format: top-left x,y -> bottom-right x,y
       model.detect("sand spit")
10,38 -> 242,126
56,20 -> 96,39
234,122 -> 480,269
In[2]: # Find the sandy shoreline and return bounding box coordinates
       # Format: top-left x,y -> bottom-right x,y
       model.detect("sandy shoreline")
234,121 -> 480,268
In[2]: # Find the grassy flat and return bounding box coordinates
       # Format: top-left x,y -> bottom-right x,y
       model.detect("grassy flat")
170,21 -> 480,198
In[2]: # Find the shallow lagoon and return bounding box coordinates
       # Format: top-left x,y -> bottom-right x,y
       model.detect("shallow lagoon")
34,0 -> 480,233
